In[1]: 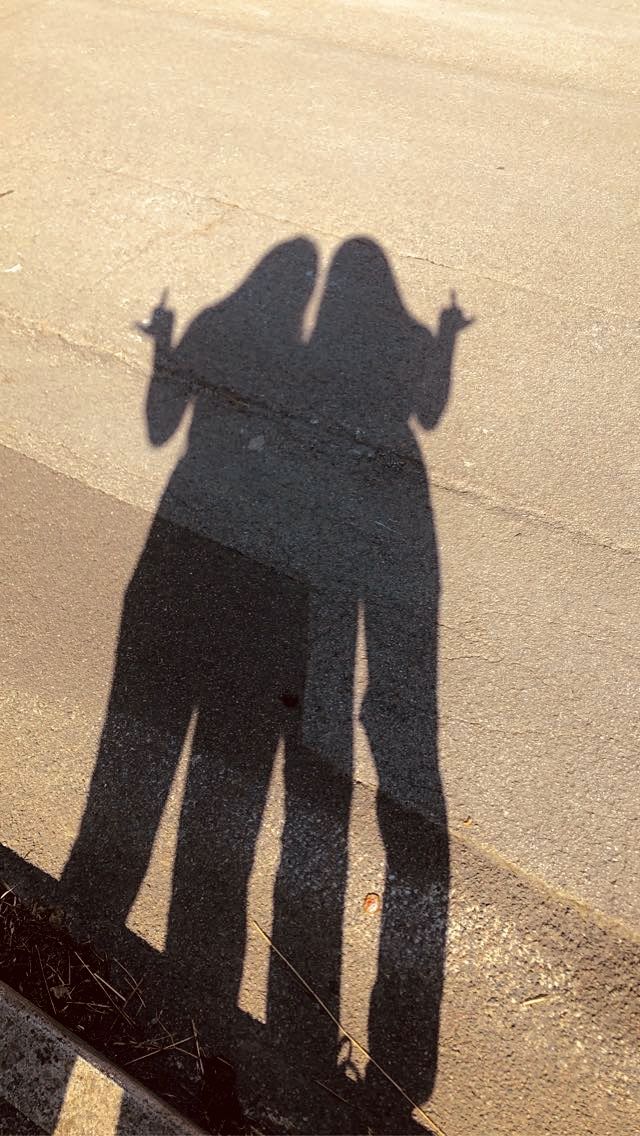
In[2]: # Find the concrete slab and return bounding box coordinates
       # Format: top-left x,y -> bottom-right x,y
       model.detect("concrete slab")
1,445 -> 640,1136
1,0 -> 639,1131
1,330 -> 638,929
1,0 -> 639,547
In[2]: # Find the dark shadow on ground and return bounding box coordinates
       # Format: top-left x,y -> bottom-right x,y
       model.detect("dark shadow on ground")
2,237 -> 473,1134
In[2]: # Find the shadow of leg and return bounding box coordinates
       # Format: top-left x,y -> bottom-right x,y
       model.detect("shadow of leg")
60,515 -> 197,936
266,741 -> 352,1086
366,797 -> 448,1133
160,546 -> 313,1116
361,603 -> 449,1134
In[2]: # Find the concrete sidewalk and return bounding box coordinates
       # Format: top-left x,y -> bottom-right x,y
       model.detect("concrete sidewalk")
0,979 -> 202,1135
1,0 -> 638,929
1,0 -> 639,1133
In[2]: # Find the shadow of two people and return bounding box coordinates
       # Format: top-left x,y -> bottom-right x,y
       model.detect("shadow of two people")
59,235 -> 472,1133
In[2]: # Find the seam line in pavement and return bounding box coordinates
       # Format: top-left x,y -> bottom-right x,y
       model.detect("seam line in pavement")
1,310 -> 639,562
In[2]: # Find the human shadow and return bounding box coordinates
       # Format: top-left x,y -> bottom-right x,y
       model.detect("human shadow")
57,236 -> 472,1133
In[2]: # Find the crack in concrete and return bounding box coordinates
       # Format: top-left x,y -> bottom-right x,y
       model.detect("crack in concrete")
2,301 -> 639,563
90,170 -> 640,315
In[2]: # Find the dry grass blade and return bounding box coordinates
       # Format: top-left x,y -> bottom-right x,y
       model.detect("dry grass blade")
314,1079 -> 351,1108
173,1045 -> 204,1063
73,952 -> 134,1026
125,1033 -> 196,1067
154,1013 -> 171,1038
121,976 -> 144,1012
192,1017 -> 205,1077
252,918 -> 447,1136
113,955 -> 146,1004
89,971 -> 126,1002
35,944 -> 56,1016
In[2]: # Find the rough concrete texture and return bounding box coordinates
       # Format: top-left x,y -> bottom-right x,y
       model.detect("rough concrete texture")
1,0 -> 639,1133
0,980 -> 202,1135
2,448 -> 639,1135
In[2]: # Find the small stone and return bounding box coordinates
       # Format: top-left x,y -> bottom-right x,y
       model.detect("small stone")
363,892 -> 381,915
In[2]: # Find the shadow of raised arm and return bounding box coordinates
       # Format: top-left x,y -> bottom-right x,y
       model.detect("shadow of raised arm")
137,290 -> 192,446
414,289 -> 474,430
